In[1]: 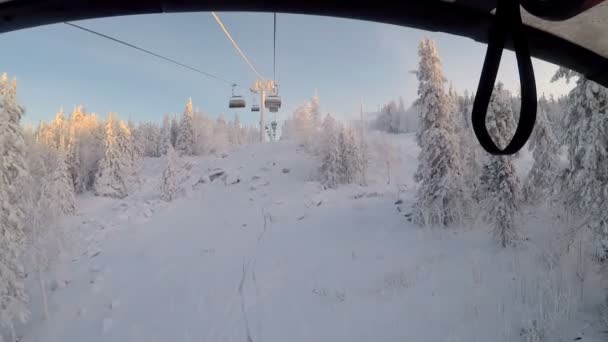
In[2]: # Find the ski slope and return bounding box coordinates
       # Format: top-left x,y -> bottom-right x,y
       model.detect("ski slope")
20,134 -> 604,342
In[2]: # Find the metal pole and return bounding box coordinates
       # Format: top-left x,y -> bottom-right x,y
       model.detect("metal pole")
260,90 -> 266,142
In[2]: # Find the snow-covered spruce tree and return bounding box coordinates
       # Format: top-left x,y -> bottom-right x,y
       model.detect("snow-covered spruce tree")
293,100 -> 314,149
479,83 -> 521,247
310,94 -> 321,128
458,91 -> 483,202
551,68 -> 608,258
447,84 -> 459,132
319,114 -> 341,189
175,98 -> 196,156
373,100 -> 398,133
0,74 -> 30,335
358,110 -> 369,186
213,113 -> 229,152
94,114 -> 129,198
160,114 -> 171,155
129,120 -> 145,160
229,114 -> 243,146
523,95 -> 559,205
65,122 -> 83,193
49,136 -> 76,214
280,117 -> 295,140
338,126 -> 362,184
116,119 -> 134,168
412,38 -> 469,227
67,106 -> 105,192
137,122 -> 161,157
49,108 -> 66,149
192,111 -> 213,155
160,145 -> 180,201
170,114 -> 179,148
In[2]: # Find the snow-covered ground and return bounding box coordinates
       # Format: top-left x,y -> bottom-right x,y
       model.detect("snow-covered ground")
19,134 -> 605,342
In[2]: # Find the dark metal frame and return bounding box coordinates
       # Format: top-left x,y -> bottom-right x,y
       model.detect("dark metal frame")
0,0 -> 606,86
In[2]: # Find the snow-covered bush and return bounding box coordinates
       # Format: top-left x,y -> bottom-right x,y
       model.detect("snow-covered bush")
160,145 -> 181,201
319,114 -> 341,189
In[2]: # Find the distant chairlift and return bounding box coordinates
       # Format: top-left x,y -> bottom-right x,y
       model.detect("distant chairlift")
229,84 -> 246,109
251,93 -> 260,112
265,96 -> 281,113
265,91 -> 281,113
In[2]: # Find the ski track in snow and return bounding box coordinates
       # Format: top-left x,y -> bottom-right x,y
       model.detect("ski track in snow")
18,136 -> 606,342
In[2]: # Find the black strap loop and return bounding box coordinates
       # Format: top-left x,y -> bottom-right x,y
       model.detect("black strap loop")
471,0 -> 537,155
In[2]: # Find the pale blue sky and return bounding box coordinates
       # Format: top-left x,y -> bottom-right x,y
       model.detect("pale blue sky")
0,12 -> 571,126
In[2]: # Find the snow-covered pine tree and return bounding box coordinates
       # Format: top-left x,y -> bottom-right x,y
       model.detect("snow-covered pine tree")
229,114 -> 243,146
523,95 -> 559,205
458,91 -> 483,202
49,135 -> 76,214
160,114 -> 171,155
94,114 -> 129,198
358,106 -> 369,186
66,122 -> 83,193
396,97 -> 409,133
213,113 -> 229,152
551,68 -> 608,258
160,145 -> 180,201
137,122 -> 161,157
338,126 -> 362,184
319,114 -> 341,189
412,38 -> 469,227
129,120 -> 145,160
175,98 -> 196,156
0,74 -> 30,334
116,119 -> 134,168
310,93 -> 321,128
447,83 -> 459,133
192,111 -> 213,155
49,108 -> 65,150
479,83 -> 521,247
79,112 -> 105,191
293,100 -> 314,149
280,117 -> 295,140
170,114 -> 179,148
374,101 -> 398,133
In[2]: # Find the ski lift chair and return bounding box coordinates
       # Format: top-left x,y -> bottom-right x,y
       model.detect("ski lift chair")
229,84 -> 246,109
229,96 -> 246,108
265,95 -> 281,112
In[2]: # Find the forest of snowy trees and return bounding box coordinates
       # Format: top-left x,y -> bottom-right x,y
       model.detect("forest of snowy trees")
372,97 -> 419,134
407,38 -> 608,254
4,30 -> 608,339
0,76 -> 261,336
281,94 -> 368,189
278,36 -> 607,255
274,38 -> 608,337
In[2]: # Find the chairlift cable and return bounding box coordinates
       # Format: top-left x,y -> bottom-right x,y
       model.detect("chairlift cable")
210,12 -> 264,80
64,22 -> 235,86
273,12 -> 277,82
